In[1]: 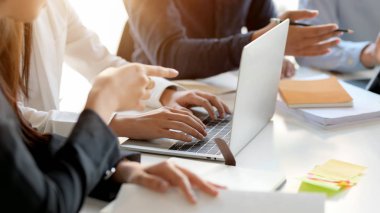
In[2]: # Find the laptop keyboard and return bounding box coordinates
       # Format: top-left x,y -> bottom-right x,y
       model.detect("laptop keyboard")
168,115 -> 232,155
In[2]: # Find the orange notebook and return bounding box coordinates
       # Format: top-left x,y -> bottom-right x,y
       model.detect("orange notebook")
279,77 -> 353,108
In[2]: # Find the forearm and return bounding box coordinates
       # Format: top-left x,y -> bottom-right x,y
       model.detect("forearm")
296,40 -> 370,72
155,33 -> 253,79
1,109 -> 120,212
126,0 -> 252,79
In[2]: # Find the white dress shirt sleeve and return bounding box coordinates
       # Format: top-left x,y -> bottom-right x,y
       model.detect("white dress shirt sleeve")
21,0 -> 178,136
296,0 -> 369,73
62,1 -> 176,107
18,102 -> 79,136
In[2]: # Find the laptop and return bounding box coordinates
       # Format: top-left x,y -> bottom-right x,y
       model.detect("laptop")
344,68 -> 380,91
366,68 -> 380,93
121,20 -> 289,161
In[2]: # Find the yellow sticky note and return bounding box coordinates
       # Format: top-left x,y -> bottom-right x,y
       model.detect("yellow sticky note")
323,160 -> 366,175
299,182 -> 344,197
310,160 -> 366,181
302,178 -> 341,191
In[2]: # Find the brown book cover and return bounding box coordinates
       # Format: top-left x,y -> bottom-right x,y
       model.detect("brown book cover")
279,77 -> 353,108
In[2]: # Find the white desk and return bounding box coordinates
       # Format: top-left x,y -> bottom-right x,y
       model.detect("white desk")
81,67 -> 380,213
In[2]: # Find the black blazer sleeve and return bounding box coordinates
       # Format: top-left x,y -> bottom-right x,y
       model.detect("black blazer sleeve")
89,150 -> 141,201
0,91 -> 122,213
125,0 -> 253,79
29,134 -> 141,202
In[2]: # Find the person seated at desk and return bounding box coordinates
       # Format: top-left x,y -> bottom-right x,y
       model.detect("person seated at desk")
120,0 -> 342,79
22,0 -> 230,143
296,0 -> 380,72
0,0 -> 220,211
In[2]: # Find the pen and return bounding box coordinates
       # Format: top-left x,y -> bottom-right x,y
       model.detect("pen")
290,21 -> 354,34
270,18 -> 354,34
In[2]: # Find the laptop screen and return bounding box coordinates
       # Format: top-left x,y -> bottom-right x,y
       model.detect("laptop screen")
367,69 -> 380,94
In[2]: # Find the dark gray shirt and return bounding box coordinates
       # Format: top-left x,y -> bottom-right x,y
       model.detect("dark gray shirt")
125,0 -> 277,79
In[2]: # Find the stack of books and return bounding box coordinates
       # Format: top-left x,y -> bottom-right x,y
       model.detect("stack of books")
277,77 -> 380,127
279,77 -> 353,108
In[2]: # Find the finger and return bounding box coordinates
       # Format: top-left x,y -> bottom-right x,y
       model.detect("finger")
168,107 -> 206,129
172,105 -> 193,114
300,40 -> 340,56
177,166 -> 219,197
144,65 -> 178,78
283,59 -> 296,78
287,63 -> 296,78
131,173 -> 170,193
207,181 -> 227,190
282,10 -> 318,21
221,101 -> 231,114
281,60 -> 288,79
146,161 -> 197,203
296,24 -> 338,38
165,121 -> 205,141
186,95 -> 216,120
170,167 -> 197,204
195,92 -> 226,119
302,30 -> 342,46
166,113 -> 207,136
166,130 -> 194,142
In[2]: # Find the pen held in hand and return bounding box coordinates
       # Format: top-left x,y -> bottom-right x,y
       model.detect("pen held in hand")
290,21 -> 354,34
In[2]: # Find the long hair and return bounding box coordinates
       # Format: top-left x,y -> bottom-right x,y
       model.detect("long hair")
0,18 -> 49,145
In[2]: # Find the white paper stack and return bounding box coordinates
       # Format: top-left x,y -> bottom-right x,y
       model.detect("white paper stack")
109,185 -> 324,213
277,81 -> 380,128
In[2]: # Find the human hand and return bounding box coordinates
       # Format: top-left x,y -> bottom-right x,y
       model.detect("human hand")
360,32 -> 380,68
85,64 -> 178,122
280,10 -> 342,56
281,58 -> 296,79
113,160 -> 223,204
110,107 -> 207,142
160,89 -> 231,120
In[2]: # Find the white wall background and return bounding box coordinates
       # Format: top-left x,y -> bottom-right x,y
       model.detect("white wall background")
60,0 -> 299,112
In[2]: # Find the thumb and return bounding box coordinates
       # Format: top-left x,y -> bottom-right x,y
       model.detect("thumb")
145,65 -> 179,79
281,10 -> 319,21
131,173 -> 170,193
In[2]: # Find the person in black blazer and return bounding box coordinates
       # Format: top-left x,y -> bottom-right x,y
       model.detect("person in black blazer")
0,0 -> 220,212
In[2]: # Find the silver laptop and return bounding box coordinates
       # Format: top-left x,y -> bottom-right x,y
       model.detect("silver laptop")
121,20 -> 289,161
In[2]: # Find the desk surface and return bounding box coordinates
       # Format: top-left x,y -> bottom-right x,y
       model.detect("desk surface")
81,68 -> 380,213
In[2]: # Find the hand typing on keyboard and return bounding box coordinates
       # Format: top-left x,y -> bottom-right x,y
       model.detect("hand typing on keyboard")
169,115 -> 232,155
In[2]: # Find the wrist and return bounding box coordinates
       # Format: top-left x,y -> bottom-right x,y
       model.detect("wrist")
109,115 -> 134,136
160,88 -> 176,106
112,160 -> 141,183
251,22 -> 277,41
85,90 -> 118,124
361,43 -> 377,68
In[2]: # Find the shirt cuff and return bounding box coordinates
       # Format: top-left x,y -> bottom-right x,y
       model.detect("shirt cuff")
45,111 -> 80,137
144,77 -> 178,108
341,41 -> 371,71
